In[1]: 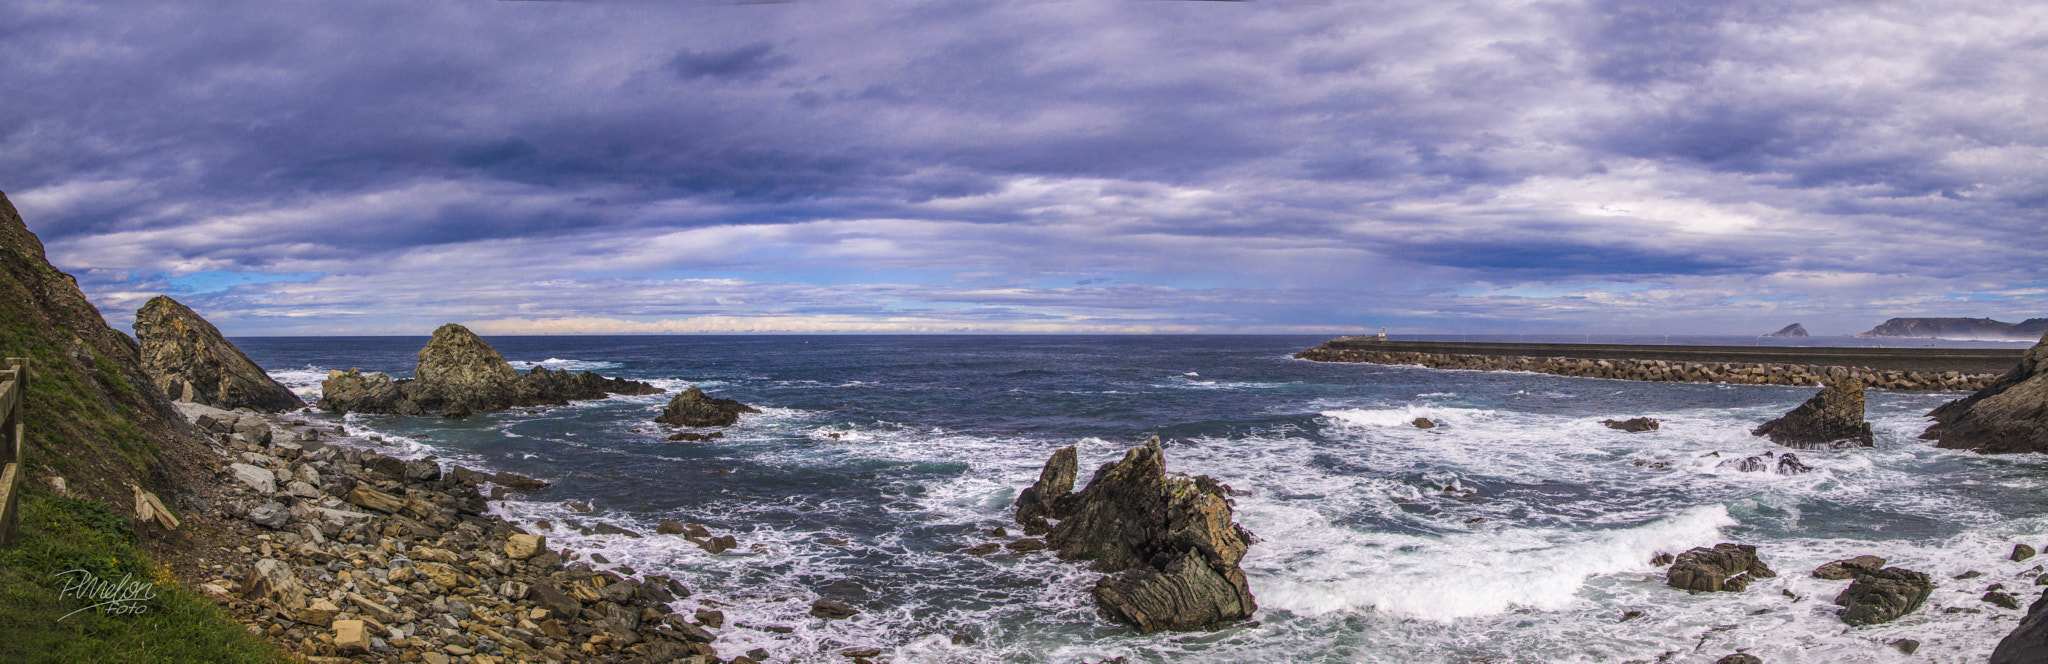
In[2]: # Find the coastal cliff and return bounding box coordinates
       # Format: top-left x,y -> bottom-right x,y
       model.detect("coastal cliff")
1859,317 -> 2048,340
1922,332 -> 2048,454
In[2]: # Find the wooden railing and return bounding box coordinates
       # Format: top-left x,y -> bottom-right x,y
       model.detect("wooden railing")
0,358 -> 28,547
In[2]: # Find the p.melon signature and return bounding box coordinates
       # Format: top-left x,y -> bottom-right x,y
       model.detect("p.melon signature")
55,569 -> 159,620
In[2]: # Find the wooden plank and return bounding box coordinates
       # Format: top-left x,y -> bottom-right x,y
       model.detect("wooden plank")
0,461 -> 19,547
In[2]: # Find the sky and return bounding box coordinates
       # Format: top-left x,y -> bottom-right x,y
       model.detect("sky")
4,0 -> 2046,336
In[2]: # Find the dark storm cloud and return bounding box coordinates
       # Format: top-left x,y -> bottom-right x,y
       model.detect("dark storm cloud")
3,0 -> 2044,334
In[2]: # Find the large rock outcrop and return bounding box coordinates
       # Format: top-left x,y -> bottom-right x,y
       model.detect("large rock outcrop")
1992,591 -> 2048,664
318,324 -> 660,416
652,386 -> 761,428
132,295 -> 304,413
1922,333 -> 2048,454
1014,438 -> 1257,633
1752,379 -> 1874,448
1859,317 -> 2048,341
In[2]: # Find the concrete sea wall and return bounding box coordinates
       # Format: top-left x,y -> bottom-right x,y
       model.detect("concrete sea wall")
1294,339 -> 2022,391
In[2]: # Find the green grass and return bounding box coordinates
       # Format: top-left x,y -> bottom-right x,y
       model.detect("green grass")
0,490 -> 289,663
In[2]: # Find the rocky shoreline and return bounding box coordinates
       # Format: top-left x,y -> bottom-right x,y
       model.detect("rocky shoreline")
1295,341 -> 2004,391
172,401 -> 774,664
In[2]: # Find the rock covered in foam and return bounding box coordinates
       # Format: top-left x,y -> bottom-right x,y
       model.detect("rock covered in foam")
1752,379 -> 1873,448
132,295 -> 304,412
1014,437 -> 1257,633
1924,332 -> 2048,454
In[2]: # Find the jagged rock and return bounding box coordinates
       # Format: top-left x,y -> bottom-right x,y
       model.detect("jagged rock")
1834,567 -> 1933,625
2017,544 -> 2038,562
1775,453 -> 1813,475
1013,445 -> 1077,536
668,431 -> 724,442
1411,417 -> 1436,430
1927,334 -> 2048,454
1016,437 -> 1257,633
132,295 -> 304,412
317,323 -> 660,415
654,386 -> 762,427
505,533 -> 546,560
1991,590 -> 2048,663
1990,591 -> 2025,610
1753,380 -> 1874,448
1812,555 -> 1885,580
1666,543 -> 1777,592
1715,655 -> 1762,664
242,558 -> 309,611
1602,417 -> 1660,432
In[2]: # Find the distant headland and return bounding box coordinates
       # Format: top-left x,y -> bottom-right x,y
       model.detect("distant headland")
1857,317 -> 2048,341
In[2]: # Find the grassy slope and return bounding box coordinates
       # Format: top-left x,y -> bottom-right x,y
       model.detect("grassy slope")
0,490 -> 286,663
0,191 -> 284,660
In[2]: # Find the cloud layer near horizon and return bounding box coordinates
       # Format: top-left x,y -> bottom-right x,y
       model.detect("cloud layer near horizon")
5,0 -> 2045,336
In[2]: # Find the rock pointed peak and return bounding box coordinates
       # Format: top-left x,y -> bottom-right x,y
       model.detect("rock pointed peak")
1924,332 -> 2048,453
133,294 -> 304,412
1752,379 -> 1873,448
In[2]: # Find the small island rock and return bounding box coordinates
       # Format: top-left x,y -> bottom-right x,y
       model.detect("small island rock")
1834,567 -> 1933,625
1667,543 -> 1777,593
654,386 -> 761,428
1752,379 -> 1874,448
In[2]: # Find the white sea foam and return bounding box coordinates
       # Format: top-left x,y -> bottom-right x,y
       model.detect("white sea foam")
509,358 -> 623,372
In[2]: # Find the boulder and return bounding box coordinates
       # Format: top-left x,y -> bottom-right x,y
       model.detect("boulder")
229,463 -> 277,494
1812,555 -> 1885,580
317,369 -> 414,415
247,502 -> 291,529
654,386 -> 762,428
1016,437 -> 1257,633
1411,417 -> 1436,430
505,533 -> 547,560
332,619 -> 369,653
1602,417 -> 1660,433
132,295 -> 305,412
409,323 -> 522,411
1834,567 -> 1933,625
1666,543 -> 1777,593
810,599 -> 859,619
1752,380 -> 1874,448
1775,453 -> 1813,475
242,558 -> 308,610
1991,590 -> 2048,664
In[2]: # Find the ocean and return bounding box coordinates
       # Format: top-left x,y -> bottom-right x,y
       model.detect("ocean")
233,334 -> 2048,663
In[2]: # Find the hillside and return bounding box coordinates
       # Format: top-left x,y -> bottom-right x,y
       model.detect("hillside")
1858,317 -> 2048,340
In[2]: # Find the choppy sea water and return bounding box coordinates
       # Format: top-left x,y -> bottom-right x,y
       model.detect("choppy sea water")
233,334 -> 2048,663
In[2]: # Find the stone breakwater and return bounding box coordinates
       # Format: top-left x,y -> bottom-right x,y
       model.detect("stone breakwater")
1294,340 -> 2014,391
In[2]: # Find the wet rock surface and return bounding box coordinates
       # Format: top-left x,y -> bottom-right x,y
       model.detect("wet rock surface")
1752,379 -> 1874,448
1992,590 -> 2048,664
133,295 -> 305,412
1602,417 -> 1660,432
653,386 -> 762,428
1666,543 -> 1777,593
1925,333 -> 2048,454
317,324 -> 660,415
1014,437 -> 1257,633
1834,567 -> 1934,626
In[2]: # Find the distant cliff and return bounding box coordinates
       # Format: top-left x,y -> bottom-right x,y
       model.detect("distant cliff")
1858,318 -> 2048,340
1765,323 -> 1809,337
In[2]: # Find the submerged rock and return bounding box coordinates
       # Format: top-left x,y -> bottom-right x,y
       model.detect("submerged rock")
1015,437 -> 1257,634
1834,567 -> 1934,625
1667,543 -> 1777,593
317,323 -> 660,415
132,295 -> 304,412
1925,333 -> 2048,454
1752,379 -> 1874,448
653,386 -> 761,428
1601,417 -> 1660,433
